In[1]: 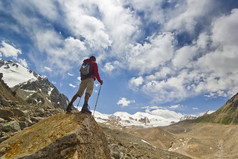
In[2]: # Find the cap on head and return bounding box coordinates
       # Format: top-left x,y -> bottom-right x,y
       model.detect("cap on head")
90,56 -> 96,61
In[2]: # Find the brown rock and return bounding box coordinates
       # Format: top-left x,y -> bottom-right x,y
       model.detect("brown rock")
0,112 -> 111,159
0,109 -> 14,121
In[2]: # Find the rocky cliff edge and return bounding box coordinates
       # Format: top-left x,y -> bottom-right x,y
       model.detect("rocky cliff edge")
0,112 -> 111,159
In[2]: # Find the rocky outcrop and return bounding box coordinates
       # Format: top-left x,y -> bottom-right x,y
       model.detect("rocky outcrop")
1,60 -> 70,142
0,74 -> 26,106
13,76 -> 69,110
0,112 -> 111,159
0,59 -> 69,110
0,75 -> 64,143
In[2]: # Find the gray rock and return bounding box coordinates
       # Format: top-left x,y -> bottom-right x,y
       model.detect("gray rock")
2,121 -> 21,132
1,100 -> 9,107
19,121 -> 28,130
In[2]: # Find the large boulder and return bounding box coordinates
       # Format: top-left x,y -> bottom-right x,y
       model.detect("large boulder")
0,112 -> 111,159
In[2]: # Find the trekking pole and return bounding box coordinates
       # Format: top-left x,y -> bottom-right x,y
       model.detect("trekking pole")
93,84 -> 102,117
77,97 -> 81,107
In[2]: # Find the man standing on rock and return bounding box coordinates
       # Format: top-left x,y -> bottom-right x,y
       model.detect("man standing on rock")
66,56 -> 103,114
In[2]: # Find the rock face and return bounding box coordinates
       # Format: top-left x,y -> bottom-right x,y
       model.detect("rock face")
0,60 -> 70,143
0,112 -> 111,159
13,75 -> 69,110
0,75 -> 64,142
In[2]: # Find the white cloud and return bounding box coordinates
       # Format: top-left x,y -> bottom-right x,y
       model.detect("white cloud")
129,76 -> 144,90
211,9 -> 238,46
34,29 -> 62,53
169,105 -> 181,109
32,32 -> 88,73
44,66 -> 52,72
52,81 -> 56,85
0,41 -> 28,68
68,73 -> 74,77
117,97 -> 135,107
27,0 -> 59,21
127,6 -> 238,104
63,0 -> 112,50
125,0 -> 164,23
77,76 -> 81,81
97,0 -> 140,52
103,62 -> 115,72
0,41 -> 22,59
69,83 -> 76,88
127,32 -> 175,74
165,0 -> 215,33
141,72 -> 189,104
172,45 -> 198,69
193,9 -> 238,97
18,58 -> 28,68
102,61 -> 122,75
197,32 -> 210,49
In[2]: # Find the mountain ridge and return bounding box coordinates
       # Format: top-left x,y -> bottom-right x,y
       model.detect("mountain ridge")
0,59 -> 69,110
196,93 -> 238,124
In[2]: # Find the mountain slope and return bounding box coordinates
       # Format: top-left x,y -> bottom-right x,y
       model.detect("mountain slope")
0,60 -> 69,143
0,60 -> 38,87
0,112 -> 111,159
0,59 -> 69,110
13,76 -> 69,110
0,73 -> 26,106
196,93 -> 238,124
163,121 -> 238,159
0,75 -> 65,143
101,123 -> 191,159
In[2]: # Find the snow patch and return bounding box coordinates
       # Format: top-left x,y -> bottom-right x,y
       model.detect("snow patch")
48,87 -> 54,96
0,60 -> 37,87
141,139 -> 156,148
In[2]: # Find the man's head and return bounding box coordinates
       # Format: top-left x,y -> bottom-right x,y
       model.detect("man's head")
90,56 -> 96,61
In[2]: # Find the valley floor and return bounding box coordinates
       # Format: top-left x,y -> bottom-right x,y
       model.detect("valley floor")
101,121 -> 238,159
163,121 -> 238,159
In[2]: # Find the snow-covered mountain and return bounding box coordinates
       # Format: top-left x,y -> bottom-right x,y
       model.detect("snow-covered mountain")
0,59 -> 69,109
95,111 -> 182,127
0,60 -> 39,87
72,107 -> 185,127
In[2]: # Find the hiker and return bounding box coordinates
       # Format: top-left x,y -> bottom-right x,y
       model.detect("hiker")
66,56 -> 103,114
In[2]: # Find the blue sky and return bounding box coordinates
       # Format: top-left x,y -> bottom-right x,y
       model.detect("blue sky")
0,0 -> 238,115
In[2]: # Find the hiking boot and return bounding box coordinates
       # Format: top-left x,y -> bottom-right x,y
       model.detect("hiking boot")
81,104 -> 92,114
66,103 -> 73,113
